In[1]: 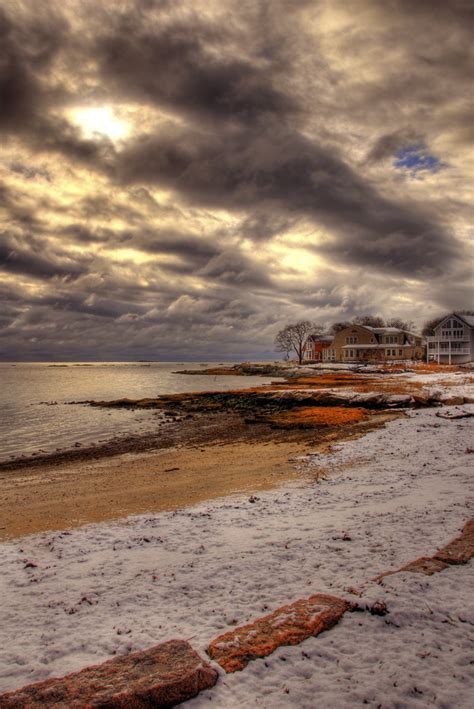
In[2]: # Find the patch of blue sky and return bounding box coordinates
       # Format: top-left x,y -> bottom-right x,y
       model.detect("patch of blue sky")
393,144 -> 446,177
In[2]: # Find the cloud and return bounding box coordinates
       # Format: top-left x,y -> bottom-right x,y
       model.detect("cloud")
114,122 -> 460,276
0,0 -> 472,359
0,231 -> 89,280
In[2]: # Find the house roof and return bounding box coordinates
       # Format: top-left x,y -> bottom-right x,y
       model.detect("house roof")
341,343 -> 414,349
350,325 -> 423,339
306,334 -> 333,343
365,326 -> 402,334
455,313 -> 474,327
434,312 -> 474,330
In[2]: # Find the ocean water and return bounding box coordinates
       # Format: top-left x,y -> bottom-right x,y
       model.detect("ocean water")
0,362 -> 278,463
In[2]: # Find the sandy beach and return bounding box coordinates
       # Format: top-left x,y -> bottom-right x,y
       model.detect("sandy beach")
0,440 -> 306,541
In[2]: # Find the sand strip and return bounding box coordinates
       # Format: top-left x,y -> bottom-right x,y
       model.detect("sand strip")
0,441 -> 306,541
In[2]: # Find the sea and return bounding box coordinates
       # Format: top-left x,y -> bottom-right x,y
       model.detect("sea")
0,362 -> 279,464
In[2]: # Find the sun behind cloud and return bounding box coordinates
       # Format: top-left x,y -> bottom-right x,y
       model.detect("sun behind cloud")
69,106 -> 130,142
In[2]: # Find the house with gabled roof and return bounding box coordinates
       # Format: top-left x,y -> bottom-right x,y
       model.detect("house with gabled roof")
302,334 -> 333,362
426,313 -> 474,364
322,325 -> 424,363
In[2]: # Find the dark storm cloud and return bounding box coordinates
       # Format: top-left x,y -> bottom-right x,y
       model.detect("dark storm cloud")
1,0 -> 468,278
115,122 -> 459,276
0,180 -> 45,231
365,129 -> 424,164
56,222 -> 221,270
127,229 -> 220,264
0,2 -> 70,132
0,231 -> 89,280
198,250 -> 273,288
94,3 -> 299,126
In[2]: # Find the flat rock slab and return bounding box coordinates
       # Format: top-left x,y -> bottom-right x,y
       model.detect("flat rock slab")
207,593 -> 349,673
434,518 -> 474,565
0,640 -> 218,708
376,518 -> 474,579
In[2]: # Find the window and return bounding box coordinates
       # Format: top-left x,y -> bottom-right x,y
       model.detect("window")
399,350 -> 403,356
345,336 -> 357,344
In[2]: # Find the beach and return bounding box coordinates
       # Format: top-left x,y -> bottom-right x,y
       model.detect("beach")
0,363 -> 473,706
0,441 -> 305,541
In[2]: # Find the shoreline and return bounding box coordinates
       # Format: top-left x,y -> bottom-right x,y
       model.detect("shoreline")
1,364 -> 471,541
0,412 -> 395,541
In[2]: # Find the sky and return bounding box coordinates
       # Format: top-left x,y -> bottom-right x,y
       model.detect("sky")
0,0 -> 473,361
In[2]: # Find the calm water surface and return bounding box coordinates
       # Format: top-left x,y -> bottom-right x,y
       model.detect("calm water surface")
0,362 -> 278,462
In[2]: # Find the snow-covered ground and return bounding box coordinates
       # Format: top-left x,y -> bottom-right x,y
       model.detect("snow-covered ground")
1,405 -> 473,707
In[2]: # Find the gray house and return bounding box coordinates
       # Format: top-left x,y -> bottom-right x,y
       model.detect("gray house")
427,313 -> 474,364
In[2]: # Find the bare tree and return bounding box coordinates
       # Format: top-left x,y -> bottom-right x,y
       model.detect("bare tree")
353,314 -> 385,328
330,320 -> 353,334
274,321 -> 323,364
386,317 -> 415,331
421,314 -> 447,336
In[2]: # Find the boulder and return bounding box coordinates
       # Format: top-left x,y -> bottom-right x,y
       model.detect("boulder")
0,640 -> 218,708
207,593 -> 349,673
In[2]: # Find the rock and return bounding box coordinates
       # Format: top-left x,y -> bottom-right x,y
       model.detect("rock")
401,557 -> 450,575
439,396 -> 465,406
0,640 -> 218,708
374,518 -> 474,579
368,600 -> 389,616
207,593 -> 349,673
435,409 -> 474,419
434,519 -> 474,565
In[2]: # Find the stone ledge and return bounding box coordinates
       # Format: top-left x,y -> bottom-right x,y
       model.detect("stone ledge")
207,593 -> 349,673
375,518 -> 474,580
0,640 -> 218,708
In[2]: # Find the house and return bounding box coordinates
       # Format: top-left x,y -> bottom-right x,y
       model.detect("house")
426,313 -> 474,364
322,325 -> 425,363
303,334 -> 334,362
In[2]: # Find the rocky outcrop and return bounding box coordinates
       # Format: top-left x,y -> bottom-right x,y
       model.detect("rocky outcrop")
207,593 -> 349,673
84,387 -> 442,415
0,640 -> 218,708
173,363 -> 298,378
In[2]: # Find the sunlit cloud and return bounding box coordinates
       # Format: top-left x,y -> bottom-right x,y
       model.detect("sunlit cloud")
68,106 -> 130,142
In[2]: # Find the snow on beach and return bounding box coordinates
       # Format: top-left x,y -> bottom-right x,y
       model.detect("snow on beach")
0,405 -> 473,707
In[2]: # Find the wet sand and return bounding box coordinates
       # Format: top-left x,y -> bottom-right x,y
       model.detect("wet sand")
0,440 -> 310,541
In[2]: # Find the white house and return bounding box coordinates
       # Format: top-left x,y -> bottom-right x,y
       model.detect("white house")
427,313 -> 474,364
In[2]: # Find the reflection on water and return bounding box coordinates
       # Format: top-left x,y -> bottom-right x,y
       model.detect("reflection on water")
0,362 -> 276,462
